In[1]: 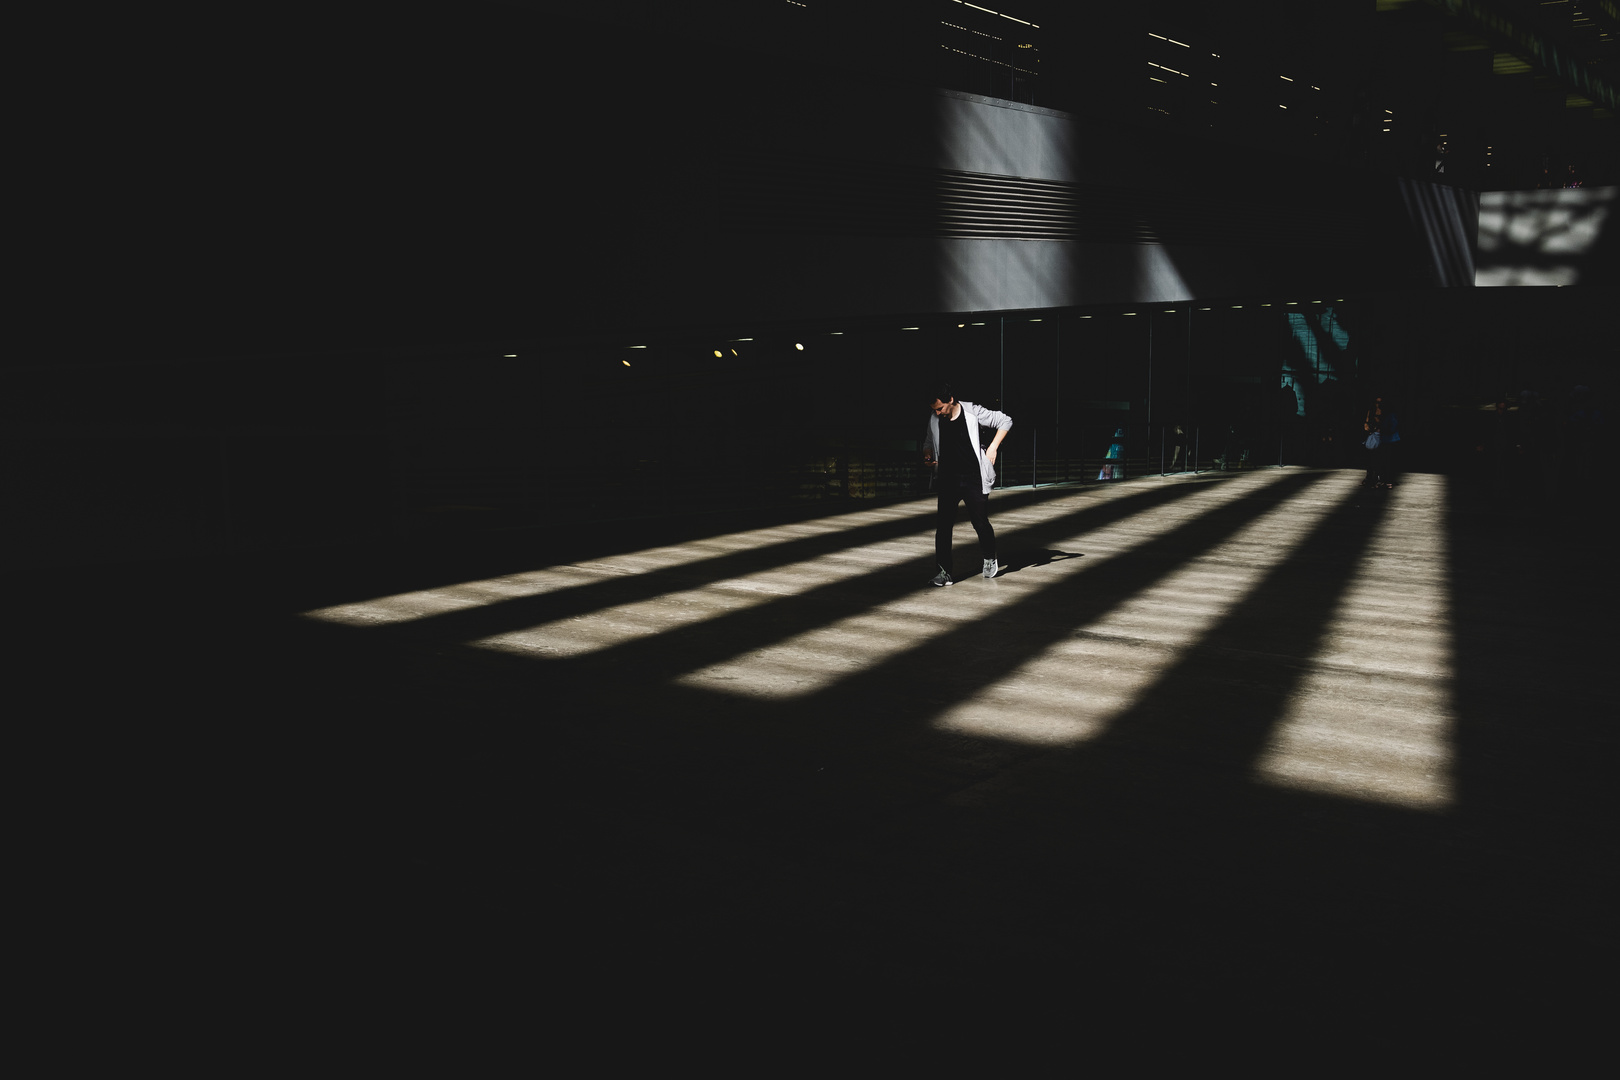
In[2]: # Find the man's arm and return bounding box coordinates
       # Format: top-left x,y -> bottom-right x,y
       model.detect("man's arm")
985,424 -> 1009,467
969,404 -> 1013,466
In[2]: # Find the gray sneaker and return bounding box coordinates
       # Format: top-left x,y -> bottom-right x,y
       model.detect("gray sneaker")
930,568 -> 954,587
983,558 -> 999,579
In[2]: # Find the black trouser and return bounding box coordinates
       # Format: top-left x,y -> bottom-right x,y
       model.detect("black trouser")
1363,442 -> 1385,485
936,473 -> 996,573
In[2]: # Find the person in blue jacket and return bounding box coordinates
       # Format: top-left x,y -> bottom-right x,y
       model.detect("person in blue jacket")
1361,395 -> 1386,488
922,385 -> 1013,586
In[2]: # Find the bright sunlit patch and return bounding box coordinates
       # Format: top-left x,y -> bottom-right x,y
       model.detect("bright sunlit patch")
301,504 -> 928,628
1476,187 -> 1616,287
679,472 -> 1292,702
467,511 -> 933,659
934,472 -> 1355,745
1254,475 -> 1454,810
301,565 -> 613,627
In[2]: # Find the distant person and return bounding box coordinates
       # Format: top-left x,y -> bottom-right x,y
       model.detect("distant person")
922,386 -> 1012,586
1168,424 -> 1187,472
1382,401 -> 1401,488
1361,395 -> 1387,488
1099,428 -> 1125,480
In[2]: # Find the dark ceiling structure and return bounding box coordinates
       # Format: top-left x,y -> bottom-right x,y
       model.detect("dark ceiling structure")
531,0 -> 1617,189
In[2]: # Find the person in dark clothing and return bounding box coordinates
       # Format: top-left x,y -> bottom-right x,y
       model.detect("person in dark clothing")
922,386 -> 1013,586
1362,395 -> 1388,488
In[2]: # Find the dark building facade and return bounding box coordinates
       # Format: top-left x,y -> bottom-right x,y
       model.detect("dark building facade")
9,0 -> 1615,563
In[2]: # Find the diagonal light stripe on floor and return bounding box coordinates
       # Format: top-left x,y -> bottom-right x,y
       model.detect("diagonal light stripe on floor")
300,503 -> 928,628
931,471 -> 1362,745
459,480 -> 1213,662
467,515 -> 938,658
674,470 -> 1294,700
1252,475 -> 1455,810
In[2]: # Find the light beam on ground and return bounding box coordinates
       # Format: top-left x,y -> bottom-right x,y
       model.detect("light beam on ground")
678,472 -> 1292,701
1253,475 -> 1455,810
932,472 -> 1356,745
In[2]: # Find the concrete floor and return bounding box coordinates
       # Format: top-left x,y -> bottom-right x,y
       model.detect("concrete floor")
40,467 -> 1614,1049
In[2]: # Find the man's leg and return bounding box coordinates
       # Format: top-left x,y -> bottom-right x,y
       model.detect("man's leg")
962,485 -> 997,575
934,487 -> 960,579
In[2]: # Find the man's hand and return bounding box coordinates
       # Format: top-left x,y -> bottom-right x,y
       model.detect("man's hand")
923,452 -> 935,465
986,427 -> 1009,467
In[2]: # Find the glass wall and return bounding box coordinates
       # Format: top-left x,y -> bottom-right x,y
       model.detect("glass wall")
3,298 -> 1369,566
529,299 -> 1362,530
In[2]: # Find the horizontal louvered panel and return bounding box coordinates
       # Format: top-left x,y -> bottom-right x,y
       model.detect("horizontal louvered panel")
719,150 -> 1369,247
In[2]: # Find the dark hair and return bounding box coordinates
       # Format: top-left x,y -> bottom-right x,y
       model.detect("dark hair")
931,383 -> 956,405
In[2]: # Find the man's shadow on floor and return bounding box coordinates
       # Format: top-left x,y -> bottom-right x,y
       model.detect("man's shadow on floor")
994,549 -> 1085,577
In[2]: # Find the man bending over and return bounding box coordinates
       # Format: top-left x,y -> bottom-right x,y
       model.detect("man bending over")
922,386 -> 1012,586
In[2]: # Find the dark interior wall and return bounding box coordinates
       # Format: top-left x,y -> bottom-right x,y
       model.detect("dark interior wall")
10,3 -> 1612,567
29,1 -> 1467,365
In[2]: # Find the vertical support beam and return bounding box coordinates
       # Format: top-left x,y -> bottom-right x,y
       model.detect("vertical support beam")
1186,302 -> 1195,457
998,315 -> 1005,488
1146,309 -> 1154,429
1055,316 -> 1061,483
